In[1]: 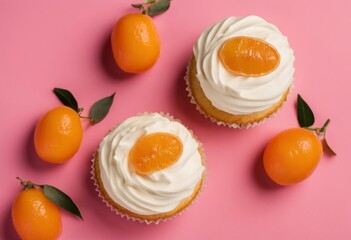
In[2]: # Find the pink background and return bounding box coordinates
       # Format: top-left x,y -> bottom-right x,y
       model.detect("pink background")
1,0 -> 350,239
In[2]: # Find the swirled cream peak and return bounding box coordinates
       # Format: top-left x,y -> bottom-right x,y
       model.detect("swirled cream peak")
98,113 -> 205,215
194,16 -> 295,114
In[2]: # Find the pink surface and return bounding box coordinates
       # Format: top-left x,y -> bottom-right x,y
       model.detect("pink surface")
1,0 -> 350,239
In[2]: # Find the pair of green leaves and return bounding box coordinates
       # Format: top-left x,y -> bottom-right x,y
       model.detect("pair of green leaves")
53,88 -> 115,125
132,0 -> 171,16
297,94 -> 336,155
18,177 -> 83,220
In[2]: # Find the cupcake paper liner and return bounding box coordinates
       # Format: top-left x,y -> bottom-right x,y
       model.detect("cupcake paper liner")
91,112 -> 207,224
185,59 -> 294,129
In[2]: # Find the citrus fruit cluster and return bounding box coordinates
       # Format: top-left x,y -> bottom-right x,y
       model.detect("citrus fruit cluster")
12,1 -> 336,238
12,0 -> 172,237
12,88 -> 114,239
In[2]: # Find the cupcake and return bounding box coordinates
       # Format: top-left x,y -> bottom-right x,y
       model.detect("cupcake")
92,113 -> 206,224
186,16 -> 295,128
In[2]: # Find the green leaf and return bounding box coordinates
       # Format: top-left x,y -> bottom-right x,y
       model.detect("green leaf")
89,93 -> 115,125
148,0 -> 170,16
42,185 -> 83,220
297,94 -> 315,127
53,88 -> 79,112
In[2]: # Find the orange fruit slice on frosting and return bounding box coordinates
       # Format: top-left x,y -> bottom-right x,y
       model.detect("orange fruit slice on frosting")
218,36 -> 280,77
129,133 -> 183,175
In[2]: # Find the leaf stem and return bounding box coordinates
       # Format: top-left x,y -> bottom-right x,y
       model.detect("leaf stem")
141,4 -> 148,14
16,177 -> 37,190
320,119 -> 331,133
79,115 -> 92,120
305,127 -> 319,132
305,119 -> 331,137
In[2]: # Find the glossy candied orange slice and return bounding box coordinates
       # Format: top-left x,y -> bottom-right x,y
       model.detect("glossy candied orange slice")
129,133 -> 183,175
218,36 -> 280,77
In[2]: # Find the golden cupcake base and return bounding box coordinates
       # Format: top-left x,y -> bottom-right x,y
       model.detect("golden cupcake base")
185,56 -> 291,128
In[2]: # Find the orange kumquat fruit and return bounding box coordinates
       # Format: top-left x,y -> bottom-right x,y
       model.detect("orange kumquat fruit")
34,106 -> 83,164
12,188 -> 62,240
111,13 -> 161,73
263,128 -> 323,185
218,36 -> 280,77
129,133 -> 183,175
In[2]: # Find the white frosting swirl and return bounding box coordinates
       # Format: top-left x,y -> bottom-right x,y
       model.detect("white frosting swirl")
194,16 -> 295,114
98,113 -> 205,215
